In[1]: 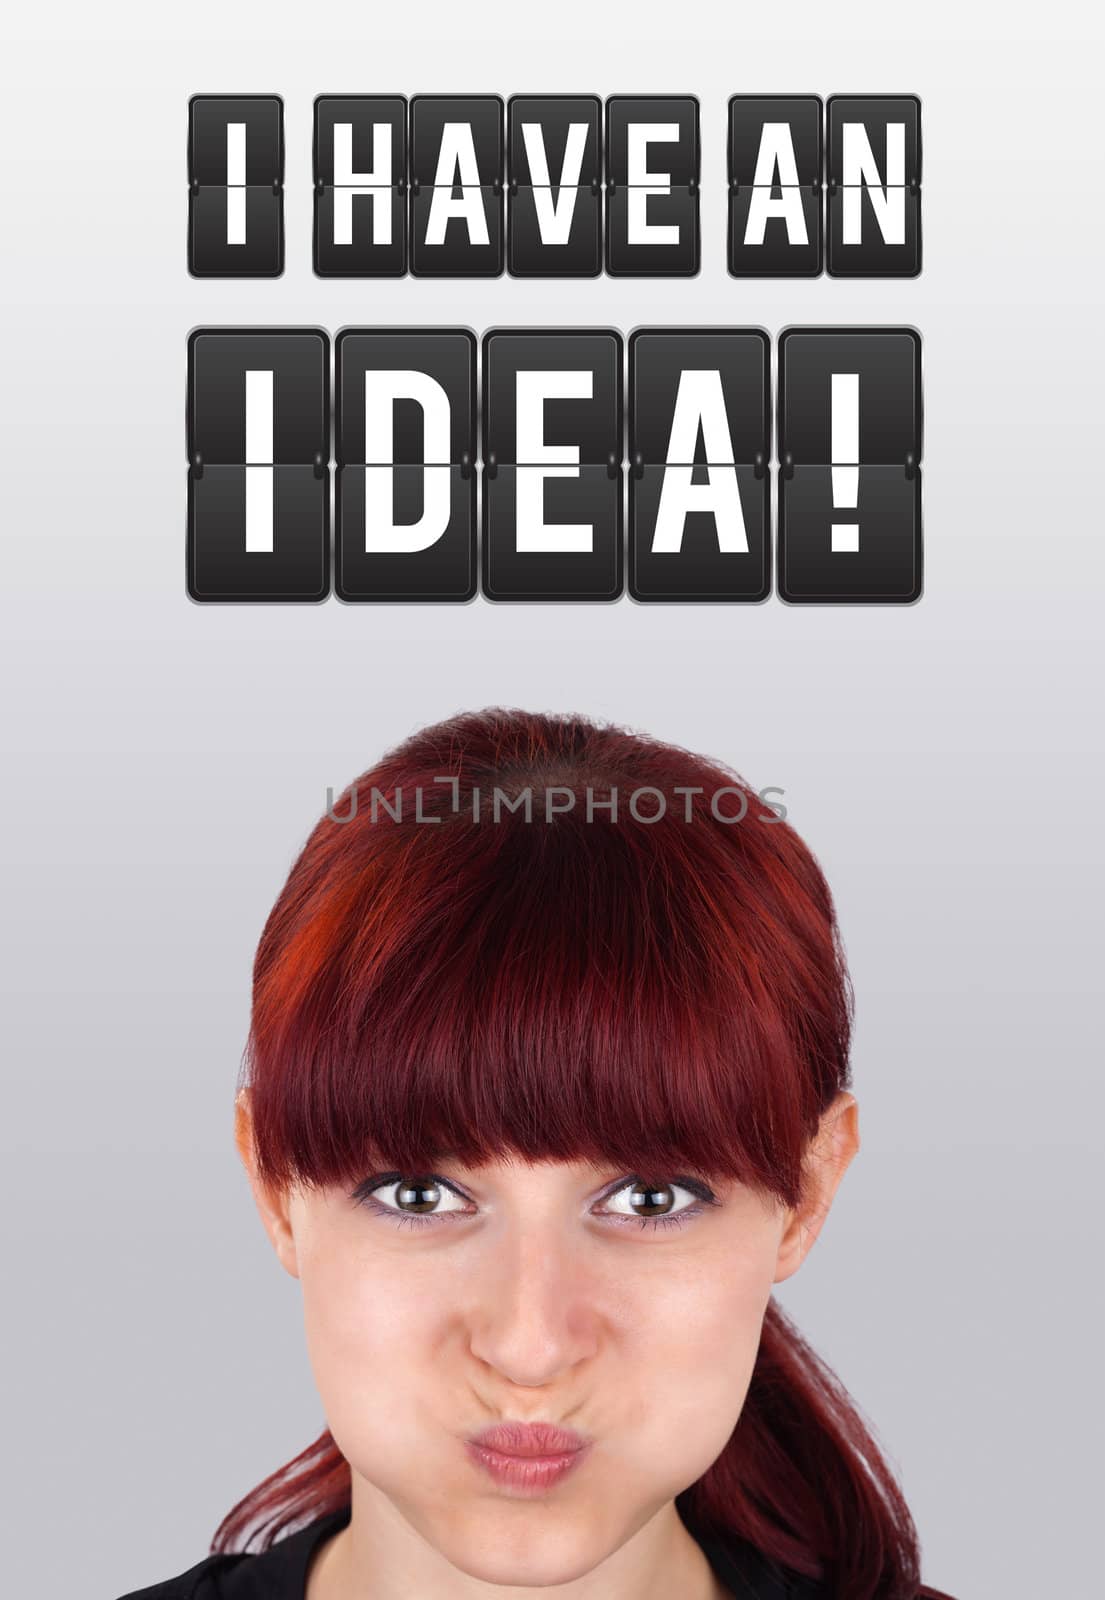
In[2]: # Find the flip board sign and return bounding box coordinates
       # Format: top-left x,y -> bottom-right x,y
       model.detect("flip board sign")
186,326 -> 922,605
188,92 -> 919,278
184,92 -> 924,605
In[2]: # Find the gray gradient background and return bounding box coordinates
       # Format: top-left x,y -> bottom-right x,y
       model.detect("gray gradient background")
2,4 -> 1102,1597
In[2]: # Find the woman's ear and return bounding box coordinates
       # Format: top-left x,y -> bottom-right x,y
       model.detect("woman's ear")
234,1088 -> 301,1280
773,1091 -> 860,1284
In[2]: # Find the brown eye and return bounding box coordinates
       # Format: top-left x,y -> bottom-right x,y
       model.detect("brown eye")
626,1181 -> 678,1217
351,1172 -> 470,1226
599,1176 -> 715,1231
395,1179 -> 442,1213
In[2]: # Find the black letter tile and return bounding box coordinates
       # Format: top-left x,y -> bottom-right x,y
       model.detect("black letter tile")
629,328 -> 770,601
507,95 -> 602,276
410,96 -> 504,276
605,97 -> 699,276
826,95 -> 921,276
314,96 -> 407,276
335,329 -> 476,602
728,95 -> 822,277
188,95 -> 283,277
482,328 -> 623,600
187,328 -> 329,601
777,326 -> 922,601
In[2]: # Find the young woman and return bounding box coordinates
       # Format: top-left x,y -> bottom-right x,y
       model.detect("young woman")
118,707 -> 957,1600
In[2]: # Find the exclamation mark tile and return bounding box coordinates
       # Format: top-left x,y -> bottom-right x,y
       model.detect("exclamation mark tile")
777,325 -> 922,602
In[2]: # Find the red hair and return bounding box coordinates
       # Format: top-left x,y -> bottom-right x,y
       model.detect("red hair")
213,707 -> 953,1600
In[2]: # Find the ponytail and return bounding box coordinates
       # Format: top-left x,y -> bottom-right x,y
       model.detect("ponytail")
682,1299 -> 953,1599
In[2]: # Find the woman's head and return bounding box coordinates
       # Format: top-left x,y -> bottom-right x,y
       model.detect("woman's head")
230,708 -> 880,1589
239,706 -> 855,1201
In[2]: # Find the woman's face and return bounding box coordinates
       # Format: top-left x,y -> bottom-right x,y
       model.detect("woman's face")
238,1092 -> 857,1590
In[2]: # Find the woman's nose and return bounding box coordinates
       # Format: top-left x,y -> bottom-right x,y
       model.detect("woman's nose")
465,1224 -> 602,1386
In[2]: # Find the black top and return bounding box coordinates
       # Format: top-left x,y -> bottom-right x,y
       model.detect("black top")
114,1503 -> 828,1600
